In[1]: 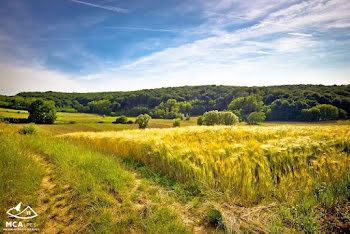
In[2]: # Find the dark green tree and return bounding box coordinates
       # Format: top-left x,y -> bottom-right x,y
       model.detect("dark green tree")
339,109 -> 347,119
28,100 -> 57,124
301,108 -> 320,121
315,104 -> 339,120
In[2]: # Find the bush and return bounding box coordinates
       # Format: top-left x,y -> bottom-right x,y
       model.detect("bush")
173,120 -> 181,127
247,111 -> 266,125
69,121 -> 76,124
207,208 -> 223,228
202,110 -> 239,125
197,116 -> 204,125
126,120 -> 134,124
28,100 -> 57,124
114,115 -> 128,124
203,110 -> 220,125
135,114 -> 151,129
185,114 -> 190,121
218,111 -> 239,125
18,124 -> 37,135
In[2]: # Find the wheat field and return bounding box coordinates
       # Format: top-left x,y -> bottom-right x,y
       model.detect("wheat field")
63,125 -> 350,205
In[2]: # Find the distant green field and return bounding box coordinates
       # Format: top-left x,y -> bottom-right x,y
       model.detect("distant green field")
0,108 -> 199,128
0,108 -> 28,118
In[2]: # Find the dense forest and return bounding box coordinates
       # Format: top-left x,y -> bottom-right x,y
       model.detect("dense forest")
1,85 -> 350,121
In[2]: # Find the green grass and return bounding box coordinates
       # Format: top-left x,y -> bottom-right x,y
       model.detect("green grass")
0,125 -> 44,229
0,123 -> 190,233
0,107 -> 28,118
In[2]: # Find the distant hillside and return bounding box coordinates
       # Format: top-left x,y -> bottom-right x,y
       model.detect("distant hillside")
1,85 -> 350,121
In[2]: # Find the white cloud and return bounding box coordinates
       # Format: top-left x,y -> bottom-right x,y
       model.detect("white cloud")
104,26 -> 178,32
0,63 -> 79,95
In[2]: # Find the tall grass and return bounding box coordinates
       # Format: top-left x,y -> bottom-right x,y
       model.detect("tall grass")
0,124 -> 44,228
63,125 -> 350,205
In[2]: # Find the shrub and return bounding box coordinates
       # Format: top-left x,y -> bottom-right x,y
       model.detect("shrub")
218,111 -> 239,125
126,120 -> 134,124
18,124 -> 37,135
135,114 -> 151,129
28,100 -> 57,124
203,110 -> 239,125
185,114 -> 190,121
173,120 -> 181,127
114,115 -> 128,124
203,110 -> 220,125
69,121 -> 76,124
197,116 -> 204,125
247,111 -> 266,125
207,208 -> 223,228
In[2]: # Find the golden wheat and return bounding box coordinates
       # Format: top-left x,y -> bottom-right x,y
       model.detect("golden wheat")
62,125 -> 350,204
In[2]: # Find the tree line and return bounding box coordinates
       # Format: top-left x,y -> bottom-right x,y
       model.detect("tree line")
0,84 -> 349,122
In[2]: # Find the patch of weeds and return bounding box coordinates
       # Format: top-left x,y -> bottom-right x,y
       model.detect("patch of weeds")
280,200 -> 320,233
141,206 -> 190,234
207,207 -> 224,229
18,123 -> 37,135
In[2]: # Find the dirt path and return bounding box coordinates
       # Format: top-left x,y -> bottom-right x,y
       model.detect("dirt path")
129,173 -> 209,233
29,153 -> 81,234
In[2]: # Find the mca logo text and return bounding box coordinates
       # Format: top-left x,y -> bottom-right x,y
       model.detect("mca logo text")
3,202 -> 39,232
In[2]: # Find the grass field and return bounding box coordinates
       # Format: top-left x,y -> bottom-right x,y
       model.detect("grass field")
0,107 -> 197,127
1,110 -> 350,233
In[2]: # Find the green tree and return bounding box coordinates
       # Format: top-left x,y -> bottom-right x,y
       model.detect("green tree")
165,99 -> 178,112
28,100 -> 57,124
228,95 -> 263,120
301,108 -> 320,122
315,104 -> 339,121
246,112 -> 265,125
88,99 -> 112,115
339,109 -> 347,119
135,114 -> 151,129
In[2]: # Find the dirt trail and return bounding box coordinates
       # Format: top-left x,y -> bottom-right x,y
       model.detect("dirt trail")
129,173 -> 208,233
29,153 -> 81,234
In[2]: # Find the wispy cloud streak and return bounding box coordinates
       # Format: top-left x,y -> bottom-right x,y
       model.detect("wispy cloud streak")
104,26 -> 178,32
70,0 -> 128,13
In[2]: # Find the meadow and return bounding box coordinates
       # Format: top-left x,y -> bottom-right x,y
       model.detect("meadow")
1,110 -> 350,233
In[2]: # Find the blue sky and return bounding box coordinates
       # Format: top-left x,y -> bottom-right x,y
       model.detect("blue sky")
0,0 -> 349,95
